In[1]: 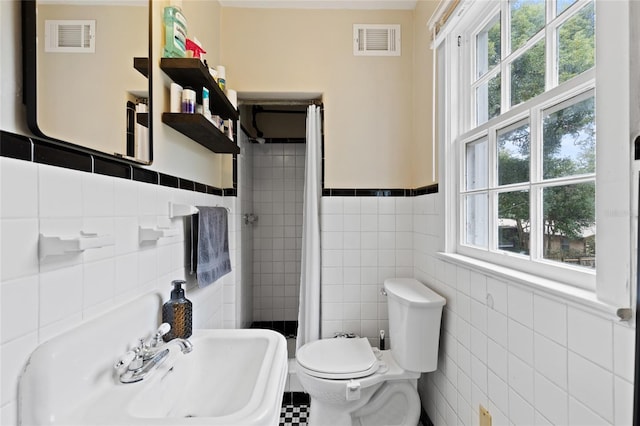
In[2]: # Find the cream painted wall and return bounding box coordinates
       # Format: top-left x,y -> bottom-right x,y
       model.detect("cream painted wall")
220,7 -> 417,189
412,0 -> 439,187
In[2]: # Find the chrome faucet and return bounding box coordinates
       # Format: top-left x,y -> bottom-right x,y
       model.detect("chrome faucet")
114,323 -> 192,384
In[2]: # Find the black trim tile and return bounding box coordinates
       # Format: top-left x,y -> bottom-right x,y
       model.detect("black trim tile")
0,130 -> 240,199
159,173 -> 179,188
355,188 -> 405,197
264,137 -> 306,144
414,184 -> 439,196
33,139 -> 92,172
284,321 -> 298,336
0,132 -> 32,161
194,182 -> 208,193
331,189 -> 357,197
322,184 -> 440,197
207,186 -> 222,196
179,178 -> 195,191
132,167 -> 158,184
94,157 -> 131,179
291,392 -> 310,405
232,154 -> 238,187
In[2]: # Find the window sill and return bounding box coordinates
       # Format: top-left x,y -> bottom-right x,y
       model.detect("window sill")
436,252 -> 623,319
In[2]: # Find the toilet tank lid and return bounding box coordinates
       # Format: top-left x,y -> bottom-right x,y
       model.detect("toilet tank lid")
384,278 -> 446,307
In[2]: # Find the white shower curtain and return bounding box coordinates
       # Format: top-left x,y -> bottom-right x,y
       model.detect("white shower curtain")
297,104 -> 322,350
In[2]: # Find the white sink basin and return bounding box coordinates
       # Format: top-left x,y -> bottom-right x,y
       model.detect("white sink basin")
19,293 -> 288,426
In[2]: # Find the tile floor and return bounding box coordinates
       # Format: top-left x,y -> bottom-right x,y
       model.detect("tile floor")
279,404 -> 309,425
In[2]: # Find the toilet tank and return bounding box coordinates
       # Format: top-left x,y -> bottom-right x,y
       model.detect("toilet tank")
384,278 -> 446,372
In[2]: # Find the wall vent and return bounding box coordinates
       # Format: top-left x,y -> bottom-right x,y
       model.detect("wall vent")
44,20 -> 95,53
353,24 -> 401,56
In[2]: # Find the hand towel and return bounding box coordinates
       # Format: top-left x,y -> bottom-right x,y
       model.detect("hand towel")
195,206 -> 231,288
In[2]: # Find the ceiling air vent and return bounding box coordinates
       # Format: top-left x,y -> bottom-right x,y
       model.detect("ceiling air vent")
353,24 -> 401,56
44,20 -> 95,53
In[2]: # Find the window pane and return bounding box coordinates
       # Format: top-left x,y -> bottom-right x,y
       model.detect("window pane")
477,14 -> 501,78
511,39 -> 545,107
557,0 -> 577,16
465,139 -> 488,190
543,96 -> 595,179
558,2 -> 595,84
511,0 -> 545,52
477,73 -> 501,125
465,193 -> 488,248
498,190 -> 530,255
498,122 -> 530,185
543,183 -> 595,268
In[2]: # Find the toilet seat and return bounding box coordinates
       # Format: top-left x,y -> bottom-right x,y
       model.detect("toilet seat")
296,338 -> 379,380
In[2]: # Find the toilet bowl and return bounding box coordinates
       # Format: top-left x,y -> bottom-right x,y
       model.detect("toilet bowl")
296,278 -> 446,426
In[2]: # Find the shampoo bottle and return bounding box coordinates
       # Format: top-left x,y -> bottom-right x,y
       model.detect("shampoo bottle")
162,280 -> 193,341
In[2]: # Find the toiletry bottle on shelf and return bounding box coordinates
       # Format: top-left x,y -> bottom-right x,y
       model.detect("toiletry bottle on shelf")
162,280 -> 193,341
163,2 -> 188,58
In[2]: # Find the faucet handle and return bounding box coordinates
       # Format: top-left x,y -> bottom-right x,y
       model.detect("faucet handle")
114,350 -> 136,369
150,323 -> 171,347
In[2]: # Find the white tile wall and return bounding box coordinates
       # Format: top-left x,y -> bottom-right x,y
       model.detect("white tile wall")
1,153 -> 634,424
252,143 -> 305,322
320,196 -> 414,345
414,192 -> 635,426
0,157 -> 236,424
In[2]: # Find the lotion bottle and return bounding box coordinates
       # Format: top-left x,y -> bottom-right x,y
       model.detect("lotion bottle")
162,280 -> 193,341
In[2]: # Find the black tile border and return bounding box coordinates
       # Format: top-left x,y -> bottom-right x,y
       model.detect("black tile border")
282,392 -> 310,406
323,184 -> 439,197
94,157 -> 132,179
2,130 -> 439,199
0,131 -> 32,161
33,139 -> 93,172
132,167 -> 158,185
159,173 -> 179,188
179,178 -> 195,191
251,320 -> 298,338
0,130 -> 234,196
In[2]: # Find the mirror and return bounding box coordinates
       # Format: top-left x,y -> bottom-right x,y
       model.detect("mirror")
22,0 -> 152,164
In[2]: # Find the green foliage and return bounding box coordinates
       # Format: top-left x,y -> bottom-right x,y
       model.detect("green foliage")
559,3 -> 595,83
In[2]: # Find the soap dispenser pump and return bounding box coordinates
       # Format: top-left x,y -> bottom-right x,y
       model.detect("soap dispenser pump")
162,280 -> 192,341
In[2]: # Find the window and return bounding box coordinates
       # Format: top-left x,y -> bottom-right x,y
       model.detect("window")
457,0 -> 597,290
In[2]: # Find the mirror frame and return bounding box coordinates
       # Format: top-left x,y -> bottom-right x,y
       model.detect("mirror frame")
21,0 -> 153,165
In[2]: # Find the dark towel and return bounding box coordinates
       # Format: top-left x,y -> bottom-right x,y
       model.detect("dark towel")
195,206 -> 231,288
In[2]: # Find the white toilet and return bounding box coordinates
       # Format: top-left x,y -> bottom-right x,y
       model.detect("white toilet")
296,278 -> 446,426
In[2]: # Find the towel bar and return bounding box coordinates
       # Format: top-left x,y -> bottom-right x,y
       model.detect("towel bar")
169,202 -> 230,218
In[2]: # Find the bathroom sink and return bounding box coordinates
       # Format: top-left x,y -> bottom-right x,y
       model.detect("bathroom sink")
19,293 -> 288,426
77,329 -> 288,425
129,329 -> 288,423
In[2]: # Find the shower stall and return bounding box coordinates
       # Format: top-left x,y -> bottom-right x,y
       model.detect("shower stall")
238,102 -> 316,358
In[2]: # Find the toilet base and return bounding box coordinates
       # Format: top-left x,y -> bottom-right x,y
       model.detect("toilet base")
307,380 -> 420,426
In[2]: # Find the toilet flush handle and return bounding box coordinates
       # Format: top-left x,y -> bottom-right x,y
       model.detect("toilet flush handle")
380,288 -> 387,296
346,380 -> 361,401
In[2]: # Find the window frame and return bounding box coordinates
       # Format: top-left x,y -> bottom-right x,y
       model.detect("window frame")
434,0 -> 632,309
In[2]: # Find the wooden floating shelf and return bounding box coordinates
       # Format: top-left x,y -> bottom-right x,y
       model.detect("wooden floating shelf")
133,57 -> 149,78
162,113 -> 240,154
159,58 -> 239,120
136,113 -> 148,128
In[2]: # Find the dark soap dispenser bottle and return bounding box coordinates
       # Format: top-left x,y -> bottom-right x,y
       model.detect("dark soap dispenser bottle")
162,280 -> 193,341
